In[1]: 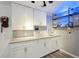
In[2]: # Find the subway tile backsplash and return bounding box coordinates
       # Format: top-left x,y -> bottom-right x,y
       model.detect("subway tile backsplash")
13,30 -> 34,38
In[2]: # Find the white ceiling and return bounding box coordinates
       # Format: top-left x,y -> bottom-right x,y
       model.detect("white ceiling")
12,1 -> 62,13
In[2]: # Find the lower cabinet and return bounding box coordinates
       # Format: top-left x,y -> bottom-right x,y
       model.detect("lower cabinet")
10,47 -> 25,58
50,38 -> 58,52
9,38 -> 58,58
38,38 -> 57,57
9,41 -> 39,58
36,39 -> 46,57
25,41 -> 40,58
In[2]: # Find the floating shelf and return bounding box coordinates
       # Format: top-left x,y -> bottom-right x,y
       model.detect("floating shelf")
53,12 -> 79,20
53,6 -> 79,20
52,6 -> 79,28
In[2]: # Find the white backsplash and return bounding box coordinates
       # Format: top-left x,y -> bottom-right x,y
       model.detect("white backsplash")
34,30 -> 48,37
13,30 -> 34,38
13,30 -> 48,38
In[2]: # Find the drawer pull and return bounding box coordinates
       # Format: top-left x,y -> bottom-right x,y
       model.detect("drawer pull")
24,48 -> 27,52
44,42 -> 46,47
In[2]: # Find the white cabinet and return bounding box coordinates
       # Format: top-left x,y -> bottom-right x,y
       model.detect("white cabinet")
24,6 -> 34,30
9,42 -> 29,58
12,4 -> 34,30
12,3 -> 47,30
56,36 -> 62,49
10,46 -> 25,58
50,38 -> 58,51
9,41 -> 38,58
36,39 -> 46,57
41,38 -> 57,57
36,38 -> 58,57
26,41 -> 39,58
9,37 -> 58,58
12,4 -> 25,30
34,9 -> 47,26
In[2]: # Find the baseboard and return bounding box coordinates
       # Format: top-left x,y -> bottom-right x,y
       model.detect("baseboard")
60,49 -> 79,58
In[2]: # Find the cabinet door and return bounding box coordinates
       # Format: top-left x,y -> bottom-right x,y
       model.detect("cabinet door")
12,4 -> 34,30
40,39 -> 54,56
56,36 -> 63,49
12,4 -> 25,30
10,46 -> 25,58
43,38 -> 58,55
34,9 -> 47,26
26,39 -> 48,58
39,11 -> 47,26
24,7 -> 34,30
44,39 -> 53,54
34,9 -> 40,25
36,39 -> 46,57
25,41 -> 39,58
50,38 -> 58,51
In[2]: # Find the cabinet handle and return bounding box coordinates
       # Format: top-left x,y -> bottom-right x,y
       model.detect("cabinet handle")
56,40 -> 58,48
24,48 -> 27,57
44,42 -> 46,47
24,48 -> 27,52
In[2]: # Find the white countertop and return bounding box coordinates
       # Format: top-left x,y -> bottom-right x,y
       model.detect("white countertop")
10,35 -> 60,44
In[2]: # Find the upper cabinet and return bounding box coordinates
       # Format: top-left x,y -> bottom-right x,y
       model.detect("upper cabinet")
12,4 -> 34,30
12,3 -> 47,30
24,6 -> 34,30
34,9 -> 47,26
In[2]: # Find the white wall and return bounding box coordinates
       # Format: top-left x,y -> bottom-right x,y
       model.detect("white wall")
0,2 -> 12,57
52,28 -> 79,57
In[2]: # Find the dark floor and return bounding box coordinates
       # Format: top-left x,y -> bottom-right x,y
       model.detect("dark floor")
42,50 -> 74,58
